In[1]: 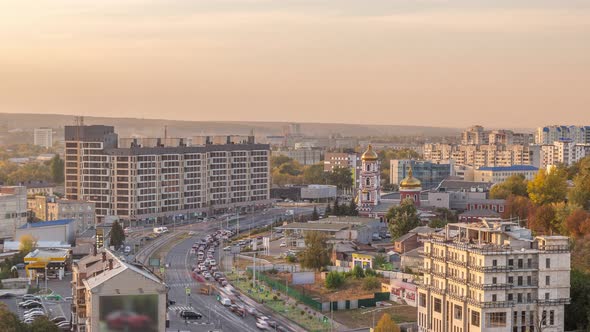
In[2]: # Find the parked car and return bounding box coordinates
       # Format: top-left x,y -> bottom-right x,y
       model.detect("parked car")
51,316 -> 67,324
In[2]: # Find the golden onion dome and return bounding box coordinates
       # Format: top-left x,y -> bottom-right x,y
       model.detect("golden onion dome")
400,167 -> 422,189
361,144 -> 378,161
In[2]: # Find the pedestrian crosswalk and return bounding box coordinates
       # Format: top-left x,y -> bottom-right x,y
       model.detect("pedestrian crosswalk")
169,305 -> 194,312
166,282 -> 197,288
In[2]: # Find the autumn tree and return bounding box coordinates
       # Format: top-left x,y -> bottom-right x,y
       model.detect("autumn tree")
489,174 -> 528,199
386,198 -> 420,240
300,231 -> 331,271
502,195 -> 533,225
527,167 -> 568,205
527,204 -> 556,235
565,209 -> 590,239
374,313 -> 401,332
0,303 -> 26,332
19,234 -> 37,255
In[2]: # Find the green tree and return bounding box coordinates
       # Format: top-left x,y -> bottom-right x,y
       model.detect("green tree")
352,265 -> 365,279
300,231 -> 331,271
109,221 -> 126,248
569,157 -> 590,209
29,317 -> 59,332
49,155 -> 64,184
374,313 -> 401,332
311,206 -> 319,221
327,167 -> 353,190
428,219 -> 447,229
302,164 -> 326,184
527,167 -> 568,205
362,276 -> 380,290
324,204 -> 332,217
489,174 -> 528,199
386,198 -> 420,240
0,303 -> 26,332
325,271 -> 345,289
565,269 -> 590,331
347,199 -> 358,216
373,254 -> 387,269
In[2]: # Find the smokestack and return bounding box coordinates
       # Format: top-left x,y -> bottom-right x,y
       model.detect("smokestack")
108,259 -> 113,270
102,251 -> 106,262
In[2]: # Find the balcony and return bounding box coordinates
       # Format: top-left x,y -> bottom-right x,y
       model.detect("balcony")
466,298 -> 515,308
469,282 -> 512,291
535,298 -> 570,305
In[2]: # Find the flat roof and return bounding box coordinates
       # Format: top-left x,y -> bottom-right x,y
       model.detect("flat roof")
277,223 -> 350,232
25,248 -> 69,259
18,219 -> 74,229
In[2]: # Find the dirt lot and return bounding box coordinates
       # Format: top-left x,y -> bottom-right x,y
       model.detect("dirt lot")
332,304 -> 417,329
270,271 -> 389,302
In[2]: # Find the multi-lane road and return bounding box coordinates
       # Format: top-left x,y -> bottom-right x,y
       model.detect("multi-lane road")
159,206 -> 315,332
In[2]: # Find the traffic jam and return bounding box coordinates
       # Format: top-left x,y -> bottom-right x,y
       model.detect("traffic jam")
188,229 -> 291,331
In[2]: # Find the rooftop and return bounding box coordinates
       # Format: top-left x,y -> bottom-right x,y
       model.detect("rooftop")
25,248 -> 70,260
18,219 -> 74,229
277,223 -> 350,232
477,165 -> 539,172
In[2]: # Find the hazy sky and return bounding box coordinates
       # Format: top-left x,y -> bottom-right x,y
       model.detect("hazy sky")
1,1 -> 589,128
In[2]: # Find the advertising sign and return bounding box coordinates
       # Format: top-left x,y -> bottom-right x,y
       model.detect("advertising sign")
292,271 -> 315,285
98,294 -> 159,332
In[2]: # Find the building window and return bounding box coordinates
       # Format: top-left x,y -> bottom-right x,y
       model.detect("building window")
527,293 -> 531,302
549,310 -> 554,325
508,293 -> 513,301
545,275 -> 550,286
546,258 -> 551,268
508,259 -> 514,267
518,259 -> 523,268
508,276 -> 514,284
545,292 -> 550,300
492,277 -> 497,284
492,294 -> 497,302
492,259 -> 497,266
419,293 -> 426,307
434,298 -> 442,313
454,305 -> 463,320
517,293 -> 523,303
471,311 -> 480,327
517,276 -> 523,286
487,312 -> 507,328
542,310 -> 547,326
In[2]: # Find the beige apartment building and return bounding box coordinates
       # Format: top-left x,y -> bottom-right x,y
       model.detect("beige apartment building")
64,125 -> 270,223
417,220 -> 570,332
71,249 -> 167,332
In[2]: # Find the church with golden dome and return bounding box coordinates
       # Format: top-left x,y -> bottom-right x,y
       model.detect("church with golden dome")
357,145 -> 381,215
357,144 -> 424,217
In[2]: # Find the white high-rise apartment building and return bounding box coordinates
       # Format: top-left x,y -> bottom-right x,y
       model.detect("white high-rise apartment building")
64,125 -> 271,223
417,220 -> 570,332
33,127 -> 53,148
535,126 -> 590,145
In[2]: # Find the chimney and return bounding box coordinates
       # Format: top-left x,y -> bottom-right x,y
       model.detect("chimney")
108,259 -> 113,270
102,251 -> 106,262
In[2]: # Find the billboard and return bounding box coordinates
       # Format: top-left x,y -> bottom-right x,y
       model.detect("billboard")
292,271 -> 315,285
99,294 -> 159,332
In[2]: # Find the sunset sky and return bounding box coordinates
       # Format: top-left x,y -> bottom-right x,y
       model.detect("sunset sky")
1,0 -> 589,128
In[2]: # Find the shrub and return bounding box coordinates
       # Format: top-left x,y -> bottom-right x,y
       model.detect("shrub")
365,268 -> 377,277
362,276 -> 380,291
301,310 -> 305,316
273,295 -> 278,301
325,271 -> 345,289
352,265 -> 365,279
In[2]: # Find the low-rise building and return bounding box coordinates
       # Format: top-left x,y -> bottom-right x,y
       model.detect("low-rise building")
0,186 -> 28,240
72,249 -> 167,332
16,219 -> 76,245
390,160 -> 452,190
474,165 -> 538,184
28,196 -> 96,234
23,181 -> 57,196
24,248 -> 70,280
277,216 -> 382,244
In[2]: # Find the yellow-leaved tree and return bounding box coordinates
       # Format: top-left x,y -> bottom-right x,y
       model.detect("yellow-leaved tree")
527,167 -> 568,206
19,234 -> 37,255
374,313 -> 400,332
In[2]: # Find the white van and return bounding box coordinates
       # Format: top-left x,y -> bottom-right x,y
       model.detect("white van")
220,297 -> 231,306
153,227 -> 169,234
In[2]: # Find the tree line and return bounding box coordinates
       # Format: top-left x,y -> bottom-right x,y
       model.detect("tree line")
0,155 -> 64,185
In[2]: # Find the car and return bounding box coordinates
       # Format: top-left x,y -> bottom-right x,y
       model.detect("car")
21,295 -> 40,301
15,263 -> 26,270
188,231 -> 196,236
56,321 -> 71,328
256,319 -> 270,330
23,312 -> 45,320
45,294 -> 62,301
51,316 -> 67,323
279,242 -> 287,247
19,300 -> 39,306
124,246 -> 131,254
180,310 -> 203,320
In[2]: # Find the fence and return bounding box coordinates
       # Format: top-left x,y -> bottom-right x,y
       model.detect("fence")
251,269 -> 322,311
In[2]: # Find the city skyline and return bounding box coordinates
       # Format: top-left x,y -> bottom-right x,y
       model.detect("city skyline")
2,0 -> 590,127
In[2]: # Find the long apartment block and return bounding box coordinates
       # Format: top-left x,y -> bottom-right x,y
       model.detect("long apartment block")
417,220 -> 570,332
64,125 -> 270,222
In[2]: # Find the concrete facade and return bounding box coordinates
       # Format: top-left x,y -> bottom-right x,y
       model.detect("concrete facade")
16,219 -> 76,244
0,186 -> 28,240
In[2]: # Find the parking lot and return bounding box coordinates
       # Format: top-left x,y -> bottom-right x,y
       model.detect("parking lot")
0,273 -> 73,328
